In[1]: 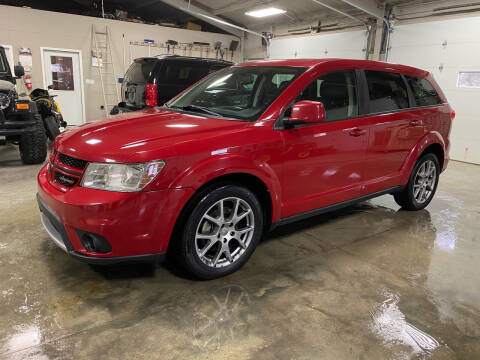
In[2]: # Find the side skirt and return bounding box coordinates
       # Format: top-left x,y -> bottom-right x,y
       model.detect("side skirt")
271,185 -> 404,230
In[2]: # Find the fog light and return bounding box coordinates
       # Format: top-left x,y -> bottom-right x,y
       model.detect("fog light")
76,230 -> 112,253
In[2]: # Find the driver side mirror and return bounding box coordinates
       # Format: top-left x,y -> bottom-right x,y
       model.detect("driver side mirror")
14,65 -> 25,78
284,100 -> 326,128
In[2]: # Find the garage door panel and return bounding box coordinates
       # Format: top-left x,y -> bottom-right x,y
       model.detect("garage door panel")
390,17 -> 480,164
269,31 -> 366,60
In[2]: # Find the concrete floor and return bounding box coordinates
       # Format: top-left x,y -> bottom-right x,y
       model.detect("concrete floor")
0,144 -> 479,360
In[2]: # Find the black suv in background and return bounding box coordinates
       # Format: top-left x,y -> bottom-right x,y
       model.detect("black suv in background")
0,46 -> 46,164
112,55 -> 232,114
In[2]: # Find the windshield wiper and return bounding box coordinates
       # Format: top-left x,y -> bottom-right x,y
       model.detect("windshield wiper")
170,105 -> 223,118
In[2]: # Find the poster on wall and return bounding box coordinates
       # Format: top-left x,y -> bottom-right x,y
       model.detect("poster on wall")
50,56 -> 74,90
18,48 -> 33,71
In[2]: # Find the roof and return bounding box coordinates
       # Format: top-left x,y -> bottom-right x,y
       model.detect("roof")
236,58 -> 429,76
138,54 -> 233,64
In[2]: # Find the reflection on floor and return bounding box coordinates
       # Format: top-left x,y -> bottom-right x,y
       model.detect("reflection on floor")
0,144 -> 479,359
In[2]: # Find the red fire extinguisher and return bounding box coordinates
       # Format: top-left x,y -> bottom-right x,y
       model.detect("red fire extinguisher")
24,74 -> 32,90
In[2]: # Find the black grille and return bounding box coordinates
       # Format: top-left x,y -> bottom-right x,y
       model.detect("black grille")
55,172 -> 77,187
58,153 -> 88,170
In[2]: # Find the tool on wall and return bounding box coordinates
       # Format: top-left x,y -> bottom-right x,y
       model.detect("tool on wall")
214,42 -> 222,60
92,25 -> 120,117
229,40 -> 239,61
166,40 -> 178,54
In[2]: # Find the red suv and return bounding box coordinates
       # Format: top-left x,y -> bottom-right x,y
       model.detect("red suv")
37,59 -> 453,279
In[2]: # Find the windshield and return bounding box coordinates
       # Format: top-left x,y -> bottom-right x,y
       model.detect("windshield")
167,66 -> 306,121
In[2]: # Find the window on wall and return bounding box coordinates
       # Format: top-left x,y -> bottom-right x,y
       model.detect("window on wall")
296,70 -> 358,122
405,76 -> 442,106
365,71 -> 409,113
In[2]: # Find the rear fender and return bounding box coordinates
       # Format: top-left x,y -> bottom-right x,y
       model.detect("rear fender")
169,154 -> 282,223
400,131 -> 445,184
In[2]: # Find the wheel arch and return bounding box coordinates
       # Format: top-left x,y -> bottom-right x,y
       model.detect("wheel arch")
400,131 -> 446,184
167,171 -> 276,257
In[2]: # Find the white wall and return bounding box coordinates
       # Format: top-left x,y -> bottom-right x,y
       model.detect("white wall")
0,5 -> 242,122
389,16 -> 480,165
268,30 -> 368,60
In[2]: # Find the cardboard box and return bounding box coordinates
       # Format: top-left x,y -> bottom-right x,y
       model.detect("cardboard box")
185,21 -> 202,31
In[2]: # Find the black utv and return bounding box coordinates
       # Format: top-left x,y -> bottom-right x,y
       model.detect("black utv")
0,46 -> 47,164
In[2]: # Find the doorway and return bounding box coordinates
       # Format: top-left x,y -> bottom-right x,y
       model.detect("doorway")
41,48 -> 85,126
0,44 -> 14,71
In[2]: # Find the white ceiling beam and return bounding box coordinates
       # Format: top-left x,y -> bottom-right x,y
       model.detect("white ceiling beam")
160,0 -> 244,37
338,0 -> 384,19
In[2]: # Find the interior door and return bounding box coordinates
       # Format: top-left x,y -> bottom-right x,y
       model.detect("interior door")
42,49 -> 84,125
280,70 -> 369,218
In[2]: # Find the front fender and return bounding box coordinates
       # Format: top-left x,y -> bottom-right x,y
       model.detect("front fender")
400,131 -> 446,184
169,154 -> 282,223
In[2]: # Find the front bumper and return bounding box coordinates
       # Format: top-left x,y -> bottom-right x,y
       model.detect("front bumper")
37,193 -> 166,264
37,165 -> 194,265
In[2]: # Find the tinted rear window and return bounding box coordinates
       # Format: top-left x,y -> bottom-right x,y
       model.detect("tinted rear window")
365,71 -> 409,113
124,60 -> 156,83
405,76 -> 442,107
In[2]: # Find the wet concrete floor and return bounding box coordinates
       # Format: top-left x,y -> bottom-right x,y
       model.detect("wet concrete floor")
0,144 -> 479,359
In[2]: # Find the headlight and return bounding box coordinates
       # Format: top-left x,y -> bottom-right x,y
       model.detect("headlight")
0,93 -> 10,110
80,161 -> 165,192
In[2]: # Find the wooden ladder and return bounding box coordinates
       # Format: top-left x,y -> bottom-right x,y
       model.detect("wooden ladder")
92,25 -> 119,117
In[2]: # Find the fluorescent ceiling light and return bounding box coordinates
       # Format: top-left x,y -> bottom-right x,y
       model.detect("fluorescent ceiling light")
245,7 -> 286,18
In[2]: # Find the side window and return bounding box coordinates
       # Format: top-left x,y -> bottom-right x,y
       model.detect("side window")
160,62 -> 196,84
297,70 -> 358,122
272,73 -> 295,88
365,71 -> 409,113
405,76 -> 442,107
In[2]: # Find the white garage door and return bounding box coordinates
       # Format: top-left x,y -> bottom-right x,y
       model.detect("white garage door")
269,30 -> 367,60
389,17 -> 480,164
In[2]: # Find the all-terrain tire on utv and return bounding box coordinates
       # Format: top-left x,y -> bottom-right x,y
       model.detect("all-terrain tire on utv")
19,113 -> 47,164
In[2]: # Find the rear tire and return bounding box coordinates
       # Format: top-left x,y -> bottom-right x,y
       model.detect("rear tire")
44,115 -> 61,141
176,185 -> 264,280
19,113 -> 47,164
394,153 -> 440,211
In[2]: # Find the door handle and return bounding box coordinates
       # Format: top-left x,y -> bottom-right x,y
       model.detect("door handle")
349,128 -> 367,137
410,120 -> 422,126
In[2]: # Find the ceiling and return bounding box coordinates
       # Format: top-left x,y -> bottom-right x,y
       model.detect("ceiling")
0,0 -> 469,34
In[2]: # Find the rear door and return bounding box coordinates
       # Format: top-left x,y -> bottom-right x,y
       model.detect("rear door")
361,70 -> 422,193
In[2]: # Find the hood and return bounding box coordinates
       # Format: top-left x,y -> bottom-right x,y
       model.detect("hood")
0,80 -> 15,92
56,108 -> 249,163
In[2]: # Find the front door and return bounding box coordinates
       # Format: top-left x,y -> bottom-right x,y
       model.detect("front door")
42,49 -> 84,125
280,70 -> 369,218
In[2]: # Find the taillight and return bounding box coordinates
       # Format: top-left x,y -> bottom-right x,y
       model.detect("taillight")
450,109 -> 456,121
145,83 -> 157,107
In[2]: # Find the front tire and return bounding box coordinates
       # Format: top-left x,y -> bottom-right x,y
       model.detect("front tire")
177,185 -> 264,280
19,113 -> 47,164
394,153 -> 440,210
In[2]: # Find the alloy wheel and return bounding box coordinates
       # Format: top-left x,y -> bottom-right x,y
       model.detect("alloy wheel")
195,197 -> 255,268
413,160 -> 437,204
